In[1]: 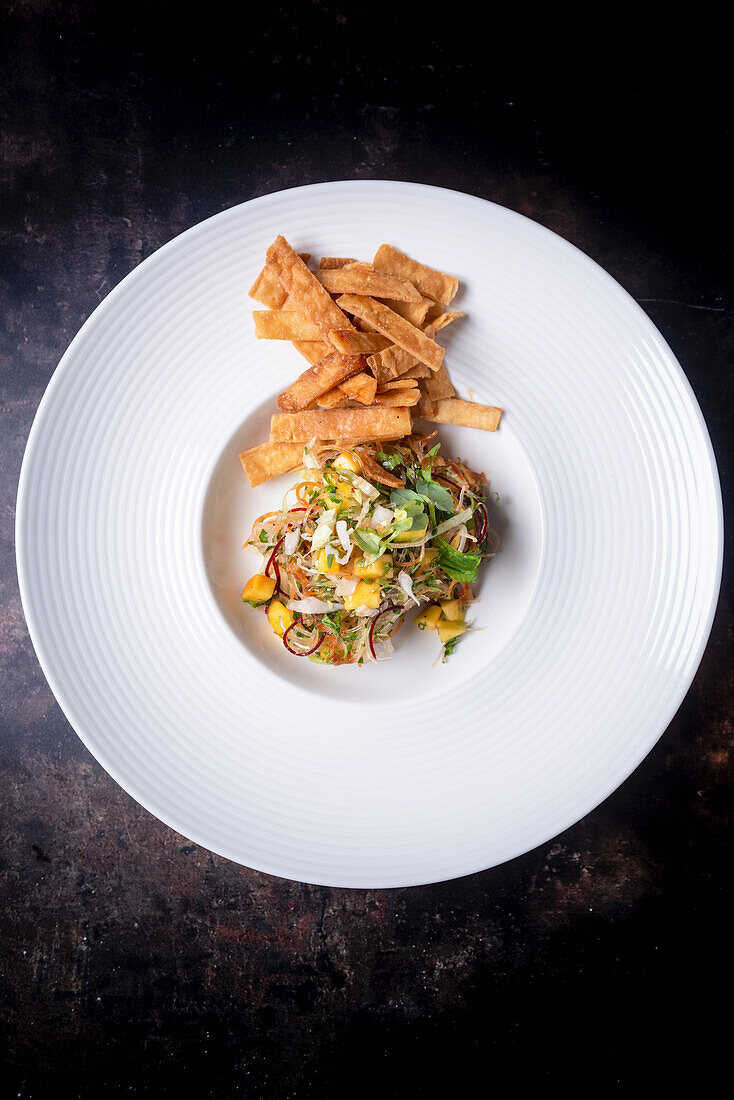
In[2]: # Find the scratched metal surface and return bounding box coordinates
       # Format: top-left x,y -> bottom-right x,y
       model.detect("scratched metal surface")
1,6 -> 731,1096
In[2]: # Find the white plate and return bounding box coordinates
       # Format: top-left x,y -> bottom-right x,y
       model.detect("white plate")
16,181 -> 723,887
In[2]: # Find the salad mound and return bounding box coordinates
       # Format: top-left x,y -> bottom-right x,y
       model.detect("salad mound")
241,435 -> 498,665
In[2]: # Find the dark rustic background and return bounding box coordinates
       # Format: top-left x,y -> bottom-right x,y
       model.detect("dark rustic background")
2,5 -> 731,1097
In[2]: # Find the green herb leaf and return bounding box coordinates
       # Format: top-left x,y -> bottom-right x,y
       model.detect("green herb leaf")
442,636 -> 461,662
353,530 -> 382,556
390,487 -> 425,508
391,482 -> 453,512
376,451 -> 403,470
434,535 -> 481,583
389,516 -> 416,536
422,481 -> 454,510
258,530 -> 270,543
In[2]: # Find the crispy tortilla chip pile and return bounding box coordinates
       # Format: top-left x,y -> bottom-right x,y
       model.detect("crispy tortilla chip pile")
240,236 -> 502,487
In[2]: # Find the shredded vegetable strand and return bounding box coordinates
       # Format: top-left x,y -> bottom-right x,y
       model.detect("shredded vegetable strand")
242,436 -> 498,665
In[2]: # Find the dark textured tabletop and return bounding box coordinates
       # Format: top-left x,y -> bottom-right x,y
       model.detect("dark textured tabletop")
2,6 -> 731,1097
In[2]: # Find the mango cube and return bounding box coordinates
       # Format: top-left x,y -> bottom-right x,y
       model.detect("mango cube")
343,580 -> 380,611
333,451 -> 362,474
415,604 -> 442,631
316,549 -> 341,574
353,553 -> 392,579
267,599 -> 293,637
242,573 -> 276,605
324,476 -> 356,512
439,598 -> 464,622
393,525 -> 427,544
437,620 -> 466,644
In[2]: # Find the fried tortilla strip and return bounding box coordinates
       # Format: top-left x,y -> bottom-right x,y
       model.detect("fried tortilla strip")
292,339 -> 332,364
317,373 -> 378,408
249,267 -> 288,309
428,310 -> 466,332
248,253 -> 311,308
239,441 -> 308,488
336,295 -> 444,371
367,344 -> 420,384
319,257 -> 357,269
331,432 -> 406,447
373,388 -> 421,407
424,361 -> 456,401
266,235 -> 355,337
253,311 -> 323,341
270,406 -> 412,443
356,450 -> 405,489
401,362 -> 431,380
373,244 -> 459,305
315,269 -> 422,302
340,371 -> 378,405
316,387 -> 350,409
377,378 -> 420,391
379,296 -> 432,327
276,351 -> 366,413
327,330 -> 392,355
414,392 -> 438,419
365,321 -> 439,384
419,397 -> 502,432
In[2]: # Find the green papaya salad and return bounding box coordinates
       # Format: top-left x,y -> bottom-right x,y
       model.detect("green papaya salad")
241,434 -> 499,665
